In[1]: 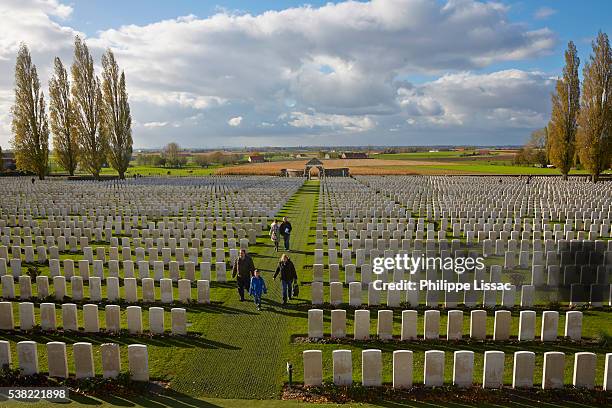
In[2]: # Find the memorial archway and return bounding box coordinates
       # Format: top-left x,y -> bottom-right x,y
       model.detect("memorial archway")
304,158 -> 325,179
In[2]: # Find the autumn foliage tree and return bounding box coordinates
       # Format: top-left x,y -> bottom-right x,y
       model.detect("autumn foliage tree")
11,43 -> 49,179
49,57 -> 79,175
577,32 -> 612,183
101,49 -> 133,179
548,41 -> 580,179
71,36 -> 106,178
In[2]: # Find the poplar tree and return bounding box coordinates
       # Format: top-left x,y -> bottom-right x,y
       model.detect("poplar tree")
49,57 -> 78,175
71,36 -> 106,178
548,41 -> 580,179
577,31 -> 612,183
11,43 -> 49,179
101,49 -> 132,179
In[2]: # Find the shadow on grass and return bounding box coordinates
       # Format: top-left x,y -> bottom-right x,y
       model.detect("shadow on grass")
79,387 -> 226,408
0,331 -> 241,350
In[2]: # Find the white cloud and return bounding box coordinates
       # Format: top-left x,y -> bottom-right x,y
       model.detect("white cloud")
288,111 -> 375,132
534,7 -> 556,20
0,0 -> 558,147
396,70 -> 554,128
142,121 -> 169,128
228,116 -> 243,127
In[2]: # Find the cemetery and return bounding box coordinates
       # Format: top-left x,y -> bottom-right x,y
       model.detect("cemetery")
2,1 -> 611,405
0,173 -> 609,407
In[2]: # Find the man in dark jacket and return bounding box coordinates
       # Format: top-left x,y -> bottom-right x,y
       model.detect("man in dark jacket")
279,217 -> 292,251
273,254 -> 298,304
232,248 -> 256,301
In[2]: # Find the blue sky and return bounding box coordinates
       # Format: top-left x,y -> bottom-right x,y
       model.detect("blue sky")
0,0 -> 610,148
67,0 -> 612,77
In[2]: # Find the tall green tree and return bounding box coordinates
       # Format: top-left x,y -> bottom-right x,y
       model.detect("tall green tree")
577,31 -> 612,183
0,145 -> 3,172
49,57 -> 79,175
548,41 -> 580,179
101,49 -> 132,179
11,43 -> 49,179
71,36 -> 106,179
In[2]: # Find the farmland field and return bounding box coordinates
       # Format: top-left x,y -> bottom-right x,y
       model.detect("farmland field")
215,156 -> 593,176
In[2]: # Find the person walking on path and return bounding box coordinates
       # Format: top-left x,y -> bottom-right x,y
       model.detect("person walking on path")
249,269 -> 267,310
232,248 -> 255,301
270,219 -> 280,252
279,217 -> 292,251
273,253 -> 298,305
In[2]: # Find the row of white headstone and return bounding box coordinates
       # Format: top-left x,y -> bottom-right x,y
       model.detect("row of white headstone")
0,275 -> 211,303
1,240 -> 253,264
1,176 -> 302,218
303,349 -> 611,390
307,309 -> 582,341
311,242 -> 612,267
1,225 -> 262,245
1,340 -> 148,380
311,280 -> 611,307
311,280 -> 528,307
1,258 -> 231,284
1,219 -> 268,237
0,301 -> 188,334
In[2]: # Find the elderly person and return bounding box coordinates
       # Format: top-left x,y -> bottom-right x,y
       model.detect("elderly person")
232,248 -> 255,301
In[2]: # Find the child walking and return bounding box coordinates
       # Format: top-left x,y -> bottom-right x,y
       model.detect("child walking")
249,269 -> 267,310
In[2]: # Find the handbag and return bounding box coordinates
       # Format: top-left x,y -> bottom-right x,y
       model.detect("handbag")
292,281 -> 299,297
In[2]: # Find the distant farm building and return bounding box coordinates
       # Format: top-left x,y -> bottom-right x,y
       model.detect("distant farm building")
341,152 -> 368,159
248,155 -> 265,163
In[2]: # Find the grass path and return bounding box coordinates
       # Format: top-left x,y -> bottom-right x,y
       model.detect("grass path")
169,180 -> 319,399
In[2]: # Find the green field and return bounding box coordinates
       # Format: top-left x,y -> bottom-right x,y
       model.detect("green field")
408,163 -> 590,175
374,151 -> 491,159
2,180 -> 611,407
99,165 -> 221,177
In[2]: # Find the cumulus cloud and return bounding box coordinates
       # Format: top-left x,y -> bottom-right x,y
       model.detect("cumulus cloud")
0,0 -> 558,147
396,70 -> 554,128
534,7 -> 557,20
288,111 -> 375,132
227,116 -> 243,127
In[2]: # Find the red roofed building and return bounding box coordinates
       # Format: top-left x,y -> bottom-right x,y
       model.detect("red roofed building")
340,152 -> 368,159
248,155 -> 265,163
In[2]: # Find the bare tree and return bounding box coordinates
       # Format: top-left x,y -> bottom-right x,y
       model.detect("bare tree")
163,142 -> 181,167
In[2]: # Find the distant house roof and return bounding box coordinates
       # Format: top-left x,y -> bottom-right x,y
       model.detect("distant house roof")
248,155 -> 265,163
341,152 -> 368,159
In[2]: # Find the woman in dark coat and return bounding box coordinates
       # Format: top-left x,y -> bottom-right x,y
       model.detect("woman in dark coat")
273,253 -> 297,305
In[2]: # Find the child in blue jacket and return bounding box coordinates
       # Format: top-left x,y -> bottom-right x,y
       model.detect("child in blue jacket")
249,269 -> 267,310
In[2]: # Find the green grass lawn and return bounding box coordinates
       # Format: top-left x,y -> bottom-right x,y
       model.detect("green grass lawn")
421,163 -> 591,175
2,179 -> 611,408
374,151 -> 489,159
99,165 -> 221,177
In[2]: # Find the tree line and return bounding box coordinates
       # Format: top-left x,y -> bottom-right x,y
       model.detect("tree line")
546,32 -> 611,182
135,143 -> 243,168
10,36 -> 132,179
